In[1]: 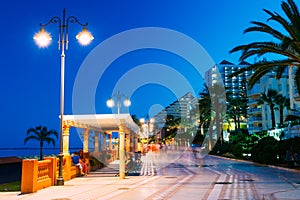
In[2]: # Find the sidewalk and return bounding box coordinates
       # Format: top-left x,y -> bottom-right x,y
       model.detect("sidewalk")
0,162 -> 147,200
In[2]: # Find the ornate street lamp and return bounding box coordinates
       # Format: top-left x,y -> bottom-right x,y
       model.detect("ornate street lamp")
106,91 -> 131,179
140,118 -> 155,148
106,91 -> 131,114
34,8 -> 94,186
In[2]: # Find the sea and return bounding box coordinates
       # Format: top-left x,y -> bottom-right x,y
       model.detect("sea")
0,147 -> 82,159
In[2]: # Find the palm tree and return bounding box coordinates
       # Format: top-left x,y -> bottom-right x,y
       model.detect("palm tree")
230,0 -> 300,93
24,126 -> 58,160
210,83 -> 227,145
226,91 -> 248,134
275,94 -> 290,125
196,86 -> 213,149
198,86 -> 212,136
198,83 -> 226,148
257,89 -> 279,129
162,114 -> 179,140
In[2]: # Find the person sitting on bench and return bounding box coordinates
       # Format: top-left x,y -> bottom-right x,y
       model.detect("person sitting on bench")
71,152 -> 85,176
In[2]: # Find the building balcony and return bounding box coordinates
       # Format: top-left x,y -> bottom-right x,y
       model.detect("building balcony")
248,108 -> 262,114
248,117 -> 262,122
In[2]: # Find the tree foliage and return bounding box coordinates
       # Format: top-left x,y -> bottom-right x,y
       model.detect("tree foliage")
257,89 -> 279,128
230,0 -> 300,93
251,136 -> 279,164
24,126 -> 58,160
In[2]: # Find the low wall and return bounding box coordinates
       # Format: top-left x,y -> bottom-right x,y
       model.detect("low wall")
21,155 -> 81,194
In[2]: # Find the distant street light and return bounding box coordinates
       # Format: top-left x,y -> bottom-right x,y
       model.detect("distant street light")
34,8 -> 94,186
106,91 -> 131,114
140,118 -> 155,147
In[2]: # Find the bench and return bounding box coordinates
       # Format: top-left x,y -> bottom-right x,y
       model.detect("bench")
70,165 -> 81,178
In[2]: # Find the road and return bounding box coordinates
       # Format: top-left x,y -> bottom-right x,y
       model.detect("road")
128,150 -> 300,199
2,150 -> 300,200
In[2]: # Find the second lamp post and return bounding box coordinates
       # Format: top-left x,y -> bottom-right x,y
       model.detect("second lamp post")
106,91 -> 131,114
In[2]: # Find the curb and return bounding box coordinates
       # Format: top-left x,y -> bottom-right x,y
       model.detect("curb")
209,154 -> 300,173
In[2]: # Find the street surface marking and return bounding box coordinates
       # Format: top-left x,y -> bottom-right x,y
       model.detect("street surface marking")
207,173 -> 227,200
150,168 -> 194,200
100,176 -> 160,200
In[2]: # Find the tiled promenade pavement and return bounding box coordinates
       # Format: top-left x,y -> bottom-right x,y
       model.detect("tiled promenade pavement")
1,151 -> 300,200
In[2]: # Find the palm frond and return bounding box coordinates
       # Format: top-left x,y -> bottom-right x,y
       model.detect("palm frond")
239,43 -> 300,61
244,21 -> 284,40
44,130 -> 58,139
24,135 -> 39,144
44,138 -> 56,146
281,0 -> 300,32
229,0 -> 300,94
264,9 -> 299,40
26,128 -> 38,135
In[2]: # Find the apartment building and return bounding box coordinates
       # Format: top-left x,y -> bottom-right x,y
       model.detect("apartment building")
153,92 -> 198,129
205,60 -> 300,136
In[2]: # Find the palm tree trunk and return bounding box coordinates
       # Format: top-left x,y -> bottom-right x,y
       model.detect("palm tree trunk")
280,107 -> 284,125
40,141 -> 44,160
219,121 -> 223,144
270,104 -> 276,128
200,123 -> 204,135
237,116 -> 240,133
234,116 -> 238,134
208,127 -> 212,151
216,111 -> 223,144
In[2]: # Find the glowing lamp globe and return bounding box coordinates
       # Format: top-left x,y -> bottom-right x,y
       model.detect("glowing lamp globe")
106,98 -> 114,108
124,98 -> 131,107
34,28 -> 52,48
76,27 -> 94,46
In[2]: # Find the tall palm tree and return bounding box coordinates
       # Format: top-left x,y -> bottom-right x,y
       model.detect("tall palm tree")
210,83 -> 227,145
198,86 -> 212,129
197,86 -> 213,149
275,94 -> 290,125
226,91 -> 249,134
198,86 -> 212,136
230,0 -> 300,93
162,114 -> 179,140
24,126 -> 58,160
257,89 -> 279,129
227,98 -> 242,133
198,83 -> 226,148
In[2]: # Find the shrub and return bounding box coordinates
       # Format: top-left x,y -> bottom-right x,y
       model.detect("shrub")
251,136 -> 279,164
231,143 -> 243,158
210,140 -> 232,155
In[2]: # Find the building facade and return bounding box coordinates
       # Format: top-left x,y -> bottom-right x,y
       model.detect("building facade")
153,92 -> 198,129
205,60 -> 300,137
205,60 -> 251,135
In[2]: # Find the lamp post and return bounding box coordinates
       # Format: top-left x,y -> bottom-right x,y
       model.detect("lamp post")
34,8 -> 94,186
106,91 -> 131,114
106,91 -> 130,179
140,118 -> 155,151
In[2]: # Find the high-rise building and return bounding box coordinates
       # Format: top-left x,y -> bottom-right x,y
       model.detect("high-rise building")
205,60 -> 300,137
249,68 -> 291,132
153,92 -> 198,129
205,60 -> 251,135
205,60 -> 252,97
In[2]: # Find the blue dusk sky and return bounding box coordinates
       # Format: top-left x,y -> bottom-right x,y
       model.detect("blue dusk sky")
0,0 -> 283,149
